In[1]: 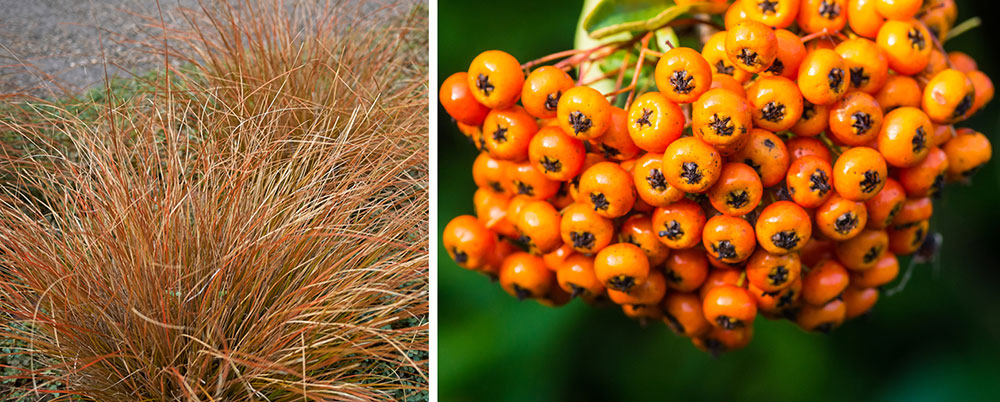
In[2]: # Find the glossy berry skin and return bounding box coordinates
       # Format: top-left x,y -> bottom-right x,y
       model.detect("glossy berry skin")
522,66 -> 575,119
835,38 -> 888,94
703,31 -> 751,83
441,72 -> 490,125
746,248 -> 802,293
556,254 -> 605,299
875,0 -> 921,21
506,161 -> 560,201
633,153 -> 685,207
864,178 -> 906,229
557,86 -> 612,140
786,155 -> 835,208
528,126 -> 586,181
787,136 -> 832,163
892,197 -> 932,227
922,69 -> 976,124
731,128 -> 790,187
792,100 -> 831,137
874,75 -> 921,113
578,162 -> 636,218
608,270 -> 668,307
761,29 -> 807,80
897,147 -> 948,198
542,244 -> 574,271
843,286 -> 879,319
620,214 -> 672,266
595,107 -> 642,161
702,215 -> 757,264
703,285 -> 757,330
797,298 -> 846,333
499,252 -> 554,300
594,243 -> 650,293
816,194 -> 869,241
943,130 -> 991,181
707,162 -> 764,217
467,50 -> 524,109
967,70 -> 994,116
801,259 -> 850,305
692,88 -> 752,148
710,73 -> 747,97
661,292 -> 711,337
512,200 -> 562,254
628,92 -> 686,152
653,199 -> 707,249
828,91 -> 883,146
750,278 -> 802,317
798,49 -> 849,106
833,147 -> 888,201
876,20 -> 932,76
835,229 -> 889,270
694,326 -> 754,355
850,252 -> 899,287
756,201 -> 813,254
741,0 -> 799,29
662,137 -> 723,193
725,20 -> 778,74
472,152 -> 510,195
663,248 -> 710,292
655,47 -> 714,104
443,215 -> 496,270
560,203 -> 614,255
798,0 -> 847,34
877,107 -> 932,168
482,106 -> 539,161
473,188 -> 517,239
848,0 -> 885,38
746,76 -> 804,132
888,219 -> 929,256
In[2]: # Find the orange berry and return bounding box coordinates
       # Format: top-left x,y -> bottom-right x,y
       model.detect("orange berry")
747,76 -> 804,132
877,106 -> 932,168
594,243 -> 651,292
512,200 -> 562,254
663,137 -> 724,193
482,106 -> 539,161
876,19 -> 932,76
942,130 -> 991,181
653,199 -> 708,249
633,153 -> 685,207
557,254 -> 605,299
467,50 -> 524,109
756,200 -> 813,254
441,72 -> 490,125
707,162 -> 764,216
703,285 -> 757,330
521,66 -> 575,119
922,69 -> 976,124
835,229 -> 889,270
815,193 -> 869,240
560,203 -> 614,255
731,128 -> 791,187
828,91 -> 884,146
725,20 -> 779,74
499,252 -> 554,300
798,49 -> 849,105
664,248 -> 710,292
578,161 -> 636,218
627,92 -> 686,152
655,47 -> 714,104
702,215 -> 757,265
528,126 -> 586,181
443,215 -> 497,270
746,248 -> 802,293
798,0 -> 848,34
833,146 -> 888,201
801,259 -> 849,305
557,86 -> 612,140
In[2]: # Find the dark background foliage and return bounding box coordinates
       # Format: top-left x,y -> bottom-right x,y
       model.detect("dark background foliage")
437,1 -> 1000,401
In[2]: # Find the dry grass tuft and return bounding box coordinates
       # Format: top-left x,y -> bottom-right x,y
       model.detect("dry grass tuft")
0,0 -> 428,400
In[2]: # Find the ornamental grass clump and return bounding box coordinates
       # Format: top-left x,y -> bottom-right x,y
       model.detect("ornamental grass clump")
0,0 -> 428,400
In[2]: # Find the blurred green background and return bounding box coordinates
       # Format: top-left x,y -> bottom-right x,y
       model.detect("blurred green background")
437,2 -> 1000,401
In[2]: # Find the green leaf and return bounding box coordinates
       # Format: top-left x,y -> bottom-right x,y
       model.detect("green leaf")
582,0 -> 727,39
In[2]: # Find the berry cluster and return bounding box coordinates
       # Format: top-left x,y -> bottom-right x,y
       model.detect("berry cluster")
441,0 -> 992,355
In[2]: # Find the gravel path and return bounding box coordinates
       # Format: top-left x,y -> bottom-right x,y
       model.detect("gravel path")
0,0 -> 423,98
0,0 -> 200,97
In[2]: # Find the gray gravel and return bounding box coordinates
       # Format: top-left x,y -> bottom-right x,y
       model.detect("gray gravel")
0,0 -> 200,97
0,0 -> 424,98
